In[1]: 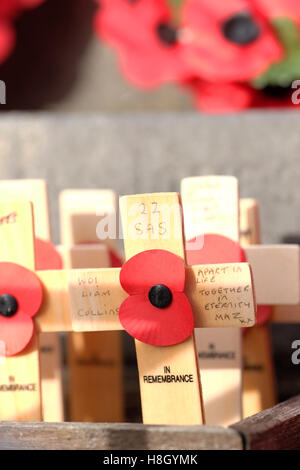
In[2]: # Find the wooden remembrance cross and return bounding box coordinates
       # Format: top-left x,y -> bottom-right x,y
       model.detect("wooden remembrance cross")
59,189 -> 123,422
181,176 -> 300,425
181,176 -> 244,426
0,180 -> 64,422
0,194 -> 256,424
239,198 -> 276,417
241,200 -> 300,408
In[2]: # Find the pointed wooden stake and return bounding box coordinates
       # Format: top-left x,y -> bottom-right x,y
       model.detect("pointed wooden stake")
181,176 -> 242,426
181,176 -> 299,425
0,179 -> 64,422
240,199 -> 276,417
0,201 -> 41,421
120,193 -> 204,425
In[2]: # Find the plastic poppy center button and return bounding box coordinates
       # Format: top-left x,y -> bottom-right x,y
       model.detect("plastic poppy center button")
148,284 -> 172,309
0,294 -> 18,317
222,13 -> 260,45
156,23 -> 177,45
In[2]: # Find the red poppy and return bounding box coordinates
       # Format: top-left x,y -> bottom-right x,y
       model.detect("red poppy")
186,77 -> 300,112
254,304 -> 272,326
109,249 -> 123,268
0,0 -> 44,17
0,262 -> 43,356
253,0 -> 300,21
119,249 -> 194,346
251,85 -> 298,108
94,0 -> 191,87
186,234 -> 246,265
35,238 -> 63,271
0,0 -> 44,65
186,234 -> 271,326
0,1 -> 23,17
181,0 -> 283,82
184,78 -> 254,112
18,0 -> 44,7
0,19 -> 14,64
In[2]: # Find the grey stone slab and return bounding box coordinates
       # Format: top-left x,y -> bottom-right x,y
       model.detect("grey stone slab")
0,111 -> 299,244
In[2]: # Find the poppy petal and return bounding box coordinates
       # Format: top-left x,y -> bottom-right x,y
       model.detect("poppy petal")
119,292 -> 194,346
181,0 -> 283,82
185,79 -> 254,113
94,0 -> 191,87
253,0 -> 300,21
109,249 -> 123,268
0,310 -> 33,356
120,249 -> 185,295
186,233 -> 246,265
35,238 -> 63,270
256,305 -> 272,326
0,20 -> 14,64
0,262 -> 43,318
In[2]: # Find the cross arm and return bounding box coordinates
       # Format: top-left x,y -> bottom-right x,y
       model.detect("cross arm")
244,245 -> 300,305
272,304 -> 300,323
36,267 -> 126,333
35,270 -> 72,332
37,261 -> 256,333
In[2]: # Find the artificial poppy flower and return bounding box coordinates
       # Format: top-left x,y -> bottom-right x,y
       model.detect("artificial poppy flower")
35,238 -> 63,271
0,262 -> 43,356
119,249 -> 194,346
109,249 -> 123,268
251,84 -> 299,108
0,0 -> 44,65
253,0 -> 300,22
186,76 -> 300,112
18,0 -> 44,7
94,0 -> 191,87
250,11 -> 300,101
186,233 -> 246,266
181,0 -> 283,82
184,78 -> 254,112
0,0 -> 44,18
186,234 -> 271,326
0,19 -> 14,64
254,304 -> 272,326
0,1 -> 24,18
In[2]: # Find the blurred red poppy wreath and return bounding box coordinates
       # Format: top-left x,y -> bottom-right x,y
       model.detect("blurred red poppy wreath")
0,0 -> 44,64
95,0 -> 300,112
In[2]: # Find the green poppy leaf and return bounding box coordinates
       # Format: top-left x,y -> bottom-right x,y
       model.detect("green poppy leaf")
252,18 -> 300,89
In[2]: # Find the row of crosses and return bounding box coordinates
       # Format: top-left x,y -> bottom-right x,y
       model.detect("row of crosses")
0,178 -> 299,426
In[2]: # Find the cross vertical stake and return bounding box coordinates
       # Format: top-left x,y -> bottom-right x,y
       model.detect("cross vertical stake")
0,179 -> 64,422
120,193 -> 204,425
0,202 -> 41,420
240,198 -> 277,416
181,176 -> 243,426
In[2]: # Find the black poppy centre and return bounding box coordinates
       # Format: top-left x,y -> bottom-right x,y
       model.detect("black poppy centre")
0,294 -> 18,317
156,22 -> 177,45
148,284 -> 173,309
222,12 -> 260,45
